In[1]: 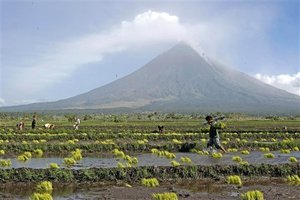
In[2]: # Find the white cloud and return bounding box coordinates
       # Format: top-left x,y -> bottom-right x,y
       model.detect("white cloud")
122,10 -> 179,26
254,72 -> 300,96
4,8 -> 282,105
6,10 -> 190,101
0,97 -> 5,107
119,10 -> 189,44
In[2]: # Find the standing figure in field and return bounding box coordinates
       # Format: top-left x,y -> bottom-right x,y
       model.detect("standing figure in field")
73,117 -> 81,130
158,125 -> 164,133
44,123 -> 55,129
16,122 -> 25,130
32,115 -> 36,129
205,115 -> 226,153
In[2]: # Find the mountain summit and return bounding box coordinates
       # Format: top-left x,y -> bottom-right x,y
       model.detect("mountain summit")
3,43 -> 300,114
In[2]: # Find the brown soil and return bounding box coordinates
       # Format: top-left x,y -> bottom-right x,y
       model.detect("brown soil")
0,177 -> 299,200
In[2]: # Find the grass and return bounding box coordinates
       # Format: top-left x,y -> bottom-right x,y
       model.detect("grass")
1,113 -> 300,130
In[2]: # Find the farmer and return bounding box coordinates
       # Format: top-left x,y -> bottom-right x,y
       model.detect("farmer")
73,117 -> 81,130
205,115 -> 227,153
16,122 -> 25,130
32,115 -> 36,129
44,123 -> 55,129
158,125 -> 164,133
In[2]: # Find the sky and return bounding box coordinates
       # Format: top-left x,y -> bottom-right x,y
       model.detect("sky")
0,0 -> 299,107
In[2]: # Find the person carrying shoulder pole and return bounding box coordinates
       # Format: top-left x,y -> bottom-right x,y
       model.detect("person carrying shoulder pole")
74,117 -> 80,130
205,115 -> 227,154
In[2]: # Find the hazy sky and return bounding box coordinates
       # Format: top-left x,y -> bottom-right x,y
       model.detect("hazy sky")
1,0 -> 299,106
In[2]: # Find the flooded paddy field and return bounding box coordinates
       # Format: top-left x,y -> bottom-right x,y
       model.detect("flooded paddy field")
3,151 -> 300,169
0,120 -> 299,200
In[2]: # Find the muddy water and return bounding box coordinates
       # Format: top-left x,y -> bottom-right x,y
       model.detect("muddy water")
3,151 -> 300,169
0,178 -> 299,200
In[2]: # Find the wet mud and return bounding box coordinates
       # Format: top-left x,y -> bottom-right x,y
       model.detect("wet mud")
0,177 -> 299,200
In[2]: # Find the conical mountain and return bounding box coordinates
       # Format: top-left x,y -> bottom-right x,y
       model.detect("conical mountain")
2,43 -> 300,114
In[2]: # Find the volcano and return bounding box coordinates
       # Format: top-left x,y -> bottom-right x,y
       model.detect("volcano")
2,43 -> 300,114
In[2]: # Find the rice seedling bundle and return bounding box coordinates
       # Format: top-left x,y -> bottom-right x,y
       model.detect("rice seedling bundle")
286,175 -> 300,186
212,152 -> 223,158
141,178 -> 159,187
0,159 -> 12,167
289,157 -> 298,163
263,153 -> 275,158
170,160 -> 180,167
152,192 -> 178,200
241,190 -> 264,200
232,156 -> 243,162
227,175 -> 242,186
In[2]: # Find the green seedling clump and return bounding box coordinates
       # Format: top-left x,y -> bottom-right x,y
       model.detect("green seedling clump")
35,181 -> 53,194
280,149 -> 291,154
33,149 -> 43,158
241,190 -> 264,200
30,193 -> 53,200
212,152 -> 223,158
24,151 -> 32,159
117,162 -> 125,168
154,150 -> 176,159
151,148 -> 159,154
49,163 -> 60,169
240,161 -> 249,166
64,157 -> 76,166
172,139 -> 182,144
123,155 -> 138,165
201,138 -> 207,143
170,160 -> 180,167
286,175 -> 300,186
152,192 -> 178,200
191,149 -> 204,155
0,159 -> 12,167
71,149 -> 83,161
112,149 -> 126,158
162,151 -> 176,159
289,157 -> 298,163
227,148 -> 238,152
227,175 -> 242,186
30,181 -> 53,200
180,156 -> 192,164
241,150 -> 250,155
270,138 -> 277,142
112,148 -> 138,166
141,178 -> 159,187
232,156 -> 243,162
264,153 -> 275,159
17,154 -> 30,162
259,147 -> 270,152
